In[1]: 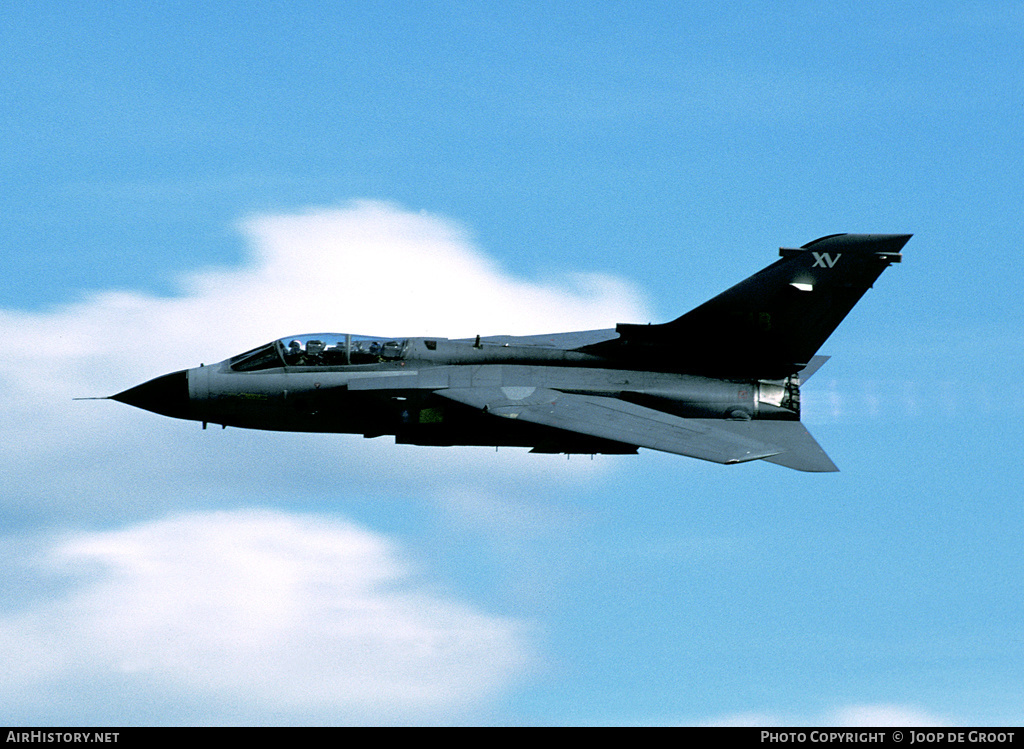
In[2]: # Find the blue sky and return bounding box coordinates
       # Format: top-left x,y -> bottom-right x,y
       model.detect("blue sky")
2,1 -> 1022,726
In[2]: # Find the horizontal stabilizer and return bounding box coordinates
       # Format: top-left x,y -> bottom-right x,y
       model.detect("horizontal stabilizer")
693,420 -> 838,472
435,387 -> 784,465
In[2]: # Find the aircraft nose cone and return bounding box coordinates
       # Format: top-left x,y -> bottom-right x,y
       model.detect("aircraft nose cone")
111,370 -> 190,419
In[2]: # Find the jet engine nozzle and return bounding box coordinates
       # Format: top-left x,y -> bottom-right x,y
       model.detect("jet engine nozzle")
757,376 -> 800,419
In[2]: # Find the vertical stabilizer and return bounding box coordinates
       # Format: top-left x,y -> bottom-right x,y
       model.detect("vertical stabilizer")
596,234 -> 910,379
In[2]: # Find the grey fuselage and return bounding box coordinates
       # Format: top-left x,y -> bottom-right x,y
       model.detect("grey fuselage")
120,331 -> 800,454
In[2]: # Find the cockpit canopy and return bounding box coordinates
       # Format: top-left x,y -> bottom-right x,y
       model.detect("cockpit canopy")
230,334 -> 408,371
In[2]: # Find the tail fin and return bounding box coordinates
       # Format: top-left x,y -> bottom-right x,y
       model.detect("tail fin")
588,234 -> 910,379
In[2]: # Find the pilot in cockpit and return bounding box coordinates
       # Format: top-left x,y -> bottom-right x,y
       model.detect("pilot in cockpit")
285,339 -> 303,365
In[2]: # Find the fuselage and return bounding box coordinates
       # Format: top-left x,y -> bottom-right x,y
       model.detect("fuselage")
114,332 -> 801,453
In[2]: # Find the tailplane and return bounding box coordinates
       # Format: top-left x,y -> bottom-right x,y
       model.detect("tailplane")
696,419 -> 839,472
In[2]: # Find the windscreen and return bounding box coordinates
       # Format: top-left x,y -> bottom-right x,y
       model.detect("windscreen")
229,342 -> 283,371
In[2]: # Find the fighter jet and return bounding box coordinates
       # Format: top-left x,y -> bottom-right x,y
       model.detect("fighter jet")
103,233 -> 909,471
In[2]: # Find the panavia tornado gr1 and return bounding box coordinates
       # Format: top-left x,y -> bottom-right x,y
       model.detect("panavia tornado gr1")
103,233 -> 910,471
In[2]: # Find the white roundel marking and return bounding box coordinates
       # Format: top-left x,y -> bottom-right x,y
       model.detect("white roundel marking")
501,386 -> 536,401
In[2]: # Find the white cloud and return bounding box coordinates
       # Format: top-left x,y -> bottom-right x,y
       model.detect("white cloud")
0,200 -> 648,522
0,201 -> 649,722
0,510 -> 534,724
826,704 -> 950,728
4,199 -> 647,394
207,200 -> 645,344
702,704 -> 950,727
